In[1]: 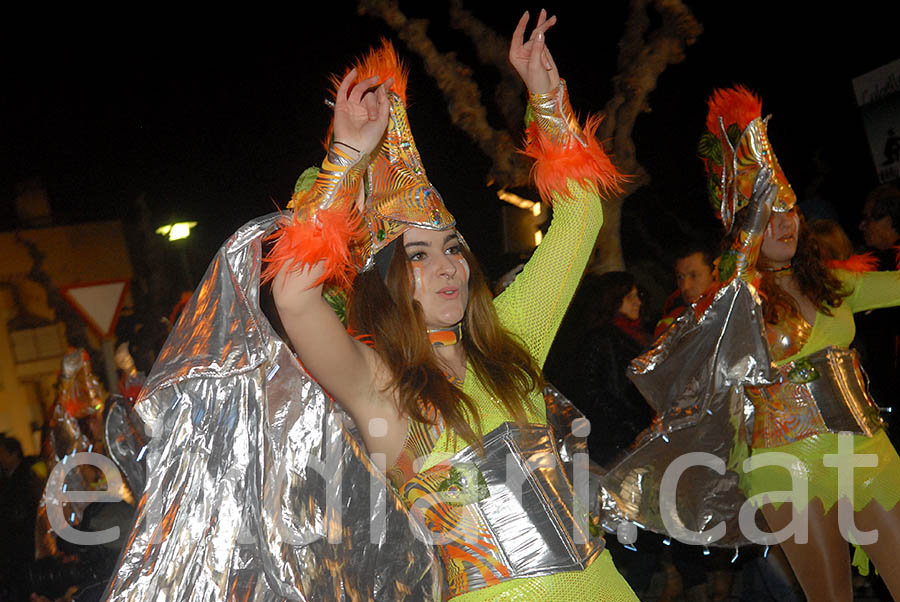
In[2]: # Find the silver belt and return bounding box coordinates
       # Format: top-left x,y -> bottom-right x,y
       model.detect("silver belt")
404,422 -> 602,593
783,346 -> 885,436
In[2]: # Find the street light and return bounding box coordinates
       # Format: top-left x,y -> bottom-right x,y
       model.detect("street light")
155,221 -> 198,241
156,221 -> 199,288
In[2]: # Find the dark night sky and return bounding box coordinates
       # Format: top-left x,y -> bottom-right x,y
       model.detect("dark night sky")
3,2 -> 897,284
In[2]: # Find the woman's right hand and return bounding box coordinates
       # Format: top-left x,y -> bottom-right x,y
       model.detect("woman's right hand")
332,69 -> 393,158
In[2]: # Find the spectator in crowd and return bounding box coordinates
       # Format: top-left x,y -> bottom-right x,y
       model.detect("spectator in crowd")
548,271 -> 654,466
807,218 -> 853,262
859,182 -> 900,255
0,435 -> 45,600
854,182 -> 900,449
545,272 -> 670,597
655,242 -> 717,337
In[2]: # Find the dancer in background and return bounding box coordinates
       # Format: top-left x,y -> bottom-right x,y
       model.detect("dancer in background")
697,86 -> 900,600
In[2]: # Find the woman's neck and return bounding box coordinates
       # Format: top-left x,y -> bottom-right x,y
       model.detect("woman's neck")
760,260 -> 792,274
433,342 -> 467,383
428,322 -> 467,383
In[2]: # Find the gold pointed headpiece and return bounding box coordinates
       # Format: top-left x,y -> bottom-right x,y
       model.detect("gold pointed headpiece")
338,42 -> 457,271
265,42 -> 459,289
354,81 -> 457,271
698,86 -> 796,232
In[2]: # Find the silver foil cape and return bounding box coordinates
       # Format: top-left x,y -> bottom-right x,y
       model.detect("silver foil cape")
600,279 -> 775,547
543,385 -> 632,538
104,395 -> 149,497
104,214 -> 440,601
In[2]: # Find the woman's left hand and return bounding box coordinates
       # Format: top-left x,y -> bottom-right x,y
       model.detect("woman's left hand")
509,9 -> 560,95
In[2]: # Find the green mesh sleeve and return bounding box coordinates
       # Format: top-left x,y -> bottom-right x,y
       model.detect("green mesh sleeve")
493,180 -> 603,368
842,270 -> 900,313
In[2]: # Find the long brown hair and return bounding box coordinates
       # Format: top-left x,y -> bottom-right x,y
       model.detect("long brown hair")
757,215 -> 849,324
348,237 -> 543,449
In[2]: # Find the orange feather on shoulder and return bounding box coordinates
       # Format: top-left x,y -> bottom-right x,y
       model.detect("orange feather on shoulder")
827,252 -> 879,273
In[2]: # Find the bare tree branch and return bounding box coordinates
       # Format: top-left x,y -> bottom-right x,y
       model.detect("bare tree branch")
358,0 -> 530,188
447,0 -> 525,134
359,0 -> 702,273
591,0 -> 702,273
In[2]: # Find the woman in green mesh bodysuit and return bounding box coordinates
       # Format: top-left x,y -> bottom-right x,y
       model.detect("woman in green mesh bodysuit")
267,10 -> 639,602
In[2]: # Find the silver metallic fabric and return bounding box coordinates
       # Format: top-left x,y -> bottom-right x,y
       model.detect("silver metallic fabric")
543,384 -> 590,466
402,421 -> 603,594
800,347 -> 885,434
104,396 -> 149,498
600,279 -> 775,547
36,402 -> 94,559
543,385 -> 632,540
104,214 -> 440,601
749,346 -> 886,448
781,347 -> 884,437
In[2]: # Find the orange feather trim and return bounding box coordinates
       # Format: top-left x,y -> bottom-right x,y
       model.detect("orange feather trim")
330,39 -> 408,107
827,253 -> 879,273
261,207 -> 362,289
522,114 -> 626,203
705,85 -> 762,137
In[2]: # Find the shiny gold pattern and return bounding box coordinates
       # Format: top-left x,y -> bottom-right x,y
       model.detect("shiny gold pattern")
719,116 -> 796,234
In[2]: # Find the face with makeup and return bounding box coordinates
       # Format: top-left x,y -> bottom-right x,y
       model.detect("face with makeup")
404,227 -> 470,329
760,207 -> 800,267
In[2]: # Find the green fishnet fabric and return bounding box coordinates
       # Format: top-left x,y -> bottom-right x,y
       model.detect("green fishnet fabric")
775,270 -> 900,366
744,269 -> 900,578
411,181 -> 636,600
746,269 -> 900,513
449,549 -> 638,602
742,430 -> 900,513
426,180 -> 605,469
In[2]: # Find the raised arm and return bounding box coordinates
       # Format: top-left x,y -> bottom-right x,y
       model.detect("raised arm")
495,183 -> 603,367
268,70 -> 404,455
508,9 -> 559,96
717,167 -> 779,283
496,11 -> 624,366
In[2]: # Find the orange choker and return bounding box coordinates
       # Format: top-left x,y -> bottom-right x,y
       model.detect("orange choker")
427,323 -> 462,347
